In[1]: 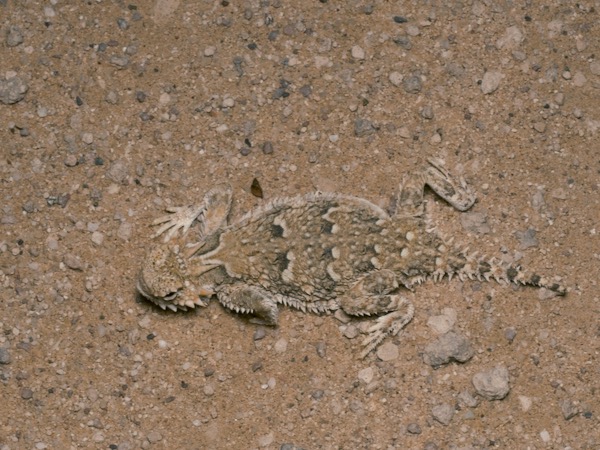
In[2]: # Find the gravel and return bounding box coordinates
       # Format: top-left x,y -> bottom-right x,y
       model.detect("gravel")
472,366 -> 510,400
422,331 -> 474,368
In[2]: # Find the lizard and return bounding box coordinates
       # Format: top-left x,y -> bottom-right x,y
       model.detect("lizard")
136,159 -> 566,358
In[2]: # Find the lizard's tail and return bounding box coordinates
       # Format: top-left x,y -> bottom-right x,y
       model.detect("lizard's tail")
431,241 -> 566,295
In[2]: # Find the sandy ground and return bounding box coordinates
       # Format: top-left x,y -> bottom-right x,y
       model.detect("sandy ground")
1,1 -> 599,449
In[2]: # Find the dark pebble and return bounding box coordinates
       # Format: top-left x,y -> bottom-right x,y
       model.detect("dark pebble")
262,141 -> 274,154
268,31 -> 279,41
247,42 -> 257,50
272,87 -> 288,99
407,422 -> 422,434
117,18 -> 129,30
240,147 -> 251,156
393,16 -> 408,23
21,387 -> 33,399
299,85 -> 312,97
311,389 -> 324,400
251,361 -> 263,372
136,91 -> 147,102
0,347 -> 10,364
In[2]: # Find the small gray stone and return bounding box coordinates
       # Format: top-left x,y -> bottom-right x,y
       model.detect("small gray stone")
107,160 -> 129,184
110,55 -> 129,68
402,74 -> 422,93
63,253 -> 84,271
515,228 -> 538,249
21,387 -> 33,399
0,76 -> 28,104
460,211 -> 490,234
354,118 -> 376,137
481,71 -> 503,94
376,342 -> 399,361
117,222 -> 132,241
342,324 -> 359,339
253,328 -> 266,340
315,341 -> 326,358
0,347 -> 11,364
280,445 -> 306,450
457,390 -> 479,408
423,331 -> 474,368
558,398 -> 579,420
421,105 -> 434,119
504,327 -> 517,343
146,431 -> 162,443
406,422 -> 421,434
6,26 -> 24,47
472,366 -> 510,400
262,141 -> 274,154
432,403 -> 455,425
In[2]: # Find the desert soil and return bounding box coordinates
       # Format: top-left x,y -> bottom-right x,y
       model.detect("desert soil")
1,1 -> 599,449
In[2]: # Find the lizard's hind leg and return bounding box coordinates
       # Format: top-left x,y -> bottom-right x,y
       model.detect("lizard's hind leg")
337,269 -> 415,358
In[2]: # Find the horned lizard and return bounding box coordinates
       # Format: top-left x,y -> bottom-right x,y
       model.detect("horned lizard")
137,159 -> 566,358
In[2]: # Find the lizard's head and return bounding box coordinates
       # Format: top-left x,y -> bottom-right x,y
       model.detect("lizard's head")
137,242 -> 214,311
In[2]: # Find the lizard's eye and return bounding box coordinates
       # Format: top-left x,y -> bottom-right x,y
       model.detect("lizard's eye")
164,291 -> 179,301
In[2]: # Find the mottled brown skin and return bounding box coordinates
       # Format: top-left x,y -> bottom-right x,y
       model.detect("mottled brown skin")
137,159 -> 566,357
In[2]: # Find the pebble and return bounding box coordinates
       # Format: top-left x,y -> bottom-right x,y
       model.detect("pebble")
315,341 -> 326,358
388,71 -> 403,87
280,445 -> 305,450
495,26 -> 524,50
472,366 -> 510,400
420,105 -> 434,119
422,331 -> 474,368
64,154 -> 78,167
354,118 -> 376,137
504,327 -> 517,343
431,403 -> 454,425
518,395 -> 532,412
0,347 -> 11,364
110,55 -> 129,68
559,398 -> 579,420
402,74 -> 422,93
460,211 -> 490,234
342,324 -> 359,339
515,228 -> 538,249
21,387 -> 33,399
258,432 -> 274,447
91,231 -> 104,245
82,132 -> 94,144
117,222 -> 132,241
357,367 -> 374,384
274,338 -> 288,353
540,429 -> 551,443
253,328 -> 266,340
351,45 -> 365,60
63,253 -> 84,271
376,342 -> 399,361
147,431 -> 162,443
406,423 -> 421,434
426,308 -> 456,334
0,75 -> 29,104
260,141 -> 274,155
457,390 -> 479,408
6,26 -> 24,47
480,71 -> 503,94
